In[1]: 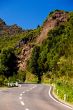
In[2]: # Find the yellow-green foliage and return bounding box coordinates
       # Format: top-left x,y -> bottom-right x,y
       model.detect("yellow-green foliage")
29,12 -> 73,78
25,71 -> 38,83
55,79 -> 73,103
0,27 -> 41,54
0,27 -> 41,85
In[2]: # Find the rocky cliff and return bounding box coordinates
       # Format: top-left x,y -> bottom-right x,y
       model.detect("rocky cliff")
18,10 -> 69,70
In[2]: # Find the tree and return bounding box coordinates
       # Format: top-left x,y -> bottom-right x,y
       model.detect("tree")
0,47 -> 18,78
29,46 -> 42,83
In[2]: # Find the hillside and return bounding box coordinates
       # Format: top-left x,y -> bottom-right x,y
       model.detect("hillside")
27,10 -> 73,103
28,10 -> 73,79
0,18 -> 24,35
36,10 -> 68,44
0,10 -> 73,86
18,10 -> 69,70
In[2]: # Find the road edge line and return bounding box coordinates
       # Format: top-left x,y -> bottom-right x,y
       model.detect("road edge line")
49,86 -> 73,110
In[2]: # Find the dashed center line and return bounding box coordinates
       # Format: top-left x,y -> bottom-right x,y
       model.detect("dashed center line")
20,101 -> 25,106
22,91 -> 25,94
19,85 -> 37,109
25,108 -> 29,110
19,97 -> 22,100
20,93 -> 23,96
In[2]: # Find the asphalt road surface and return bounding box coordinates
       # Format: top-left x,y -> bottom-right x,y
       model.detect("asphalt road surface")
0,84 -> 73,110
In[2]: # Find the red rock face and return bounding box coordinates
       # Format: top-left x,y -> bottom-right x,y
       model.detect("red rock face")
18,44 -> 33,70
0,19 -> 23,35
18,11 -> 69,70
36,11 -> 68,44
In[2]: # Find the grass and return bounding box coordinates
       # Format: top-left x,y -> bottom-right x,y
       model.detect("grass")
25,71 -> 38,83
0,33 -> 25,50
42,74 -> 51,84
54,79 -> 73,104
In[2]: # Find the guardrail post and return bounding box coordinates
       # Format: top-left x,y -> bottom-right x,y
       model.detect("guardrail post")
57,90 -> 59,95
8,83 -> 9,87
64,94 -> 67,101
15,82 -> 18,87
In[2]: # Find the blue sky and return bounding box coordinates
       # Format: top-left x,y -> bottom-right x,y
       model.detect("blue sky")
0,0 -> 73,29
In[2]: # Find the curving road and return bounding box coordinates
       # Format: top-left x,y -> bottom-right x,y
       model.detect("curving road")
0,84 -> 73,110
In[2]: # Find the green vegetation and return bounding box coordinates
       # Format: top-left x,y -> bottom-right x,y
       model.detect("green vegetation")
0,47 -> 18,86
0,10 -> 73,103
25,71 -> 38,83
0,24 -> 41,86
0,27 -> 41,54
28,45 -> 42,83
0,47 -> 18,77
29,12 -> 73,78
28,11 -> 73,103
55,79 -> 73,103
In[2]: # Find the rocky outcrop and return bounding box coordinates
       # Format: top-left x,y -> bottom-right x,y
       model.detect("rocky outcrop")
18,44 -> 34,70
1,10 -> 68,70
18,11 -> 69,70
0,19 -> 24,35
36,11 -> 68,44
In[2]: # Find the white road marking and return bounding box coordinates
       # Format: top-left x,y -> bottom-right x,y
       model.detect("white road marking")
22,91 -> 25,94
19,97 -> 22,100
29,85 -> 37,90
20,93 -> 23,96
19,85 -> 37,109
20,101 -> 25,106
49,86 -> 73,110
25,108 -> 29,110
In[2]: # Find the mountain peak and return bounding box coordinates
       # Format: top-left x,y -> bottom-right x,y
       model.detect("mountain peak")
0,18 -> 6,27
0,19 -> 24,35
36,10 -> 69,44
